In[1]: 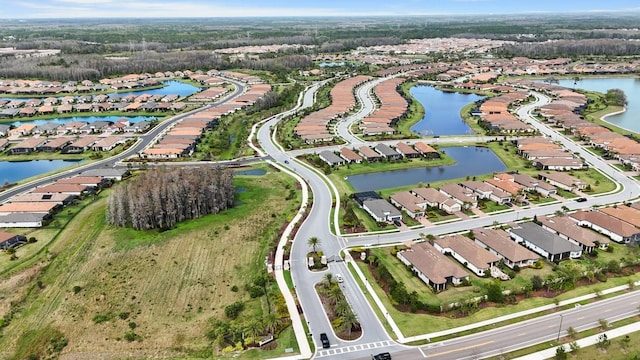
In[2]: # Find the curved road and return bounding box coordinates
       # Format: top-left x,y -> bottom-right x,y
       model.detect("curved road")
257,81 -> 640,360
0,80 -> 246,204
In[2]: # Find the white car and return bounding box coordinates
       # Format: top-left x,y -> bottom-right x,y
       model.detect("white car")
335,274 -> 344,283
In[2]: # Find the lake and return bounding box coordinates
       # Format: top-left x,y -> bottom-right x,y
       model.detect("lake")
409,86 -> 484,136
347,146 -> 506,192
555,78 -> 640,134
109,80 -> 200,98
0,159 -> 83,184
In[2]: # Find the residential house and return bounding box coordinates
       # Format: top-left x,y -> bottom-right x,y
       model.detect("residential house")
389,191 -> 425,219
413,142 -> 441,159
511,173 -> 557,197
10,193 -> 76,205
599,205 -> 640,230
460,180 -> 512,205
374,143 -> 402,160
571,210 -> 640,245
32,183 -> 90,196
534,158 -> 585,171
538,215 -> 609,252
395,142 -> 420,158
397,242 -> 469,292
439,183 -> 478,208
434,235 -> 500,277
79,168 -> 129,181
339,147 -> 363,164
38,137 -> 71,152
9,137 -> 47,155
0,230 -> 27,249
318,150 -> 345,167
362,199 -> 402,223
0,213 -> 49,228
508,222 -> 583,261
358,146 -> 382,162
538,172 -> 585,192
0,202 -> 61,215
0,124 -> 10,137
353,191 -> 382,207
472,228 -> 539,269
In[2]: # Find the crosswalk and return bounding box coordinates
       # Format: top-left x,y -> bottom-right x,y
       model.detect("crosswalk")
316,340 -> 394,358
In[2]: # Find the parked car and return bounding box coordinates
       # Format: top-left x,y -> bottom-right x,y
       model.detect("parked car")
393,219 -> 402,227
335,274 -> 344,283
576,197 -> 587,202
320,333 -> 330,348
373,352 -> 392,360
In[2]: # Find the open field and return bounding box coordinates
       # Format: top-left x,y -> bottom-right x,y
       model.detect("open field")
0,167 -> 302,359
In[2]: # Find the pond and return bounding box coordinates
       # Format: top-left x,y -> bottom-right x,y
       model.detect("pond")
347,146 -> 506,192
109,80 -> 201,98
11,115 -> 156,126
409,86 -> 484,136
0,159 -> 83,184
554,78 -> 640,134
235,169 -> 267,176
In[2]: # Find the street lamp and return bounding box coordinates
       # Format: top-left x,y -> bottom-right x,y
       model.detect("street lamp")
556,314 -> 564,342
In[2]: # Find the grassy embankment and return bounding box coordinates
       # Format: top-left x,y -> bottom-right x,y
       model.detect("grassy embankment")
0,166 -> 303,360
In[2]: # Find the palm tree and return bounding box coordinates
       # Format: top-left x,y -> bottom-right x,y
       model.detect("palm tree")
244,319 -> 263,346
307,236 -> 320,255
340,309 -> 359,336
327,286 -> 343,305
323,273 -> 334,289
334,300 -> 351,317
262,312 -> 280,335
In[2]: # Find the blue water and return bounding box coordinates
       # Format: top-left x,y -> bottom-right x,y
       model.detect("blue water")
1,80 -> 200,103
555,78 -> 640,134
0,159 -> 83,184
409,86 -> 484,136
109,80 -> 200,98
235,169 -> 267,176
11,115 -> 156,126
347,146 -> 506,192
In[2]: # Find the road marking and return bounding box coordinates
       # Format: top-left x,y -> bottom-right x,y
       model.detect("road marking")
424,341 -> 495,358
548,325 -> 556,328
577,316 -> 585,320
604,309 -> 612,312
518,333 -> 527,336
315,340 -> 395,358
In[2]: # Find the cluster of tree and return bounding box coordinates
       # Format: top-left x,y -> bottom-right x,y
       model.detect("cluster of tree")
494,39 -> 640,58
106,166 -> 235,230
206,274 -> 289,351
0,50 -> 311,81
605,88 -> 628,107
317,274 -> 360,338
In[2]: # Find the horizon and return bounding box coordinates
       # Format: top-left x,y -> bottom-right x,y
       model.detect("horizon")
3,0 -> 640,19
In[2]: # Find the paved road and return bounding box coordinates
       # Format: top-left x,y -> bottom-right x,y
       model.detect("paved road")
257,83 -> 640,359
0,80 -> 246,204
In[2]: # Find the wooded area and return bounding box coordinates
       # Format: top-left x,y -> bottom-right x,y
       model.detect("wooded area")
106,166 -> 235,230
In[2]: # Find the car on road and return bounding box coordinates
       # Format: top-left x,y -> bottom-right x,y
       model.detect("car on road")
320,333 -> 330,348
335,274 -> 344,283
576,197 -> 587,202
284,160 -> 289,164
372,352 -> 392,360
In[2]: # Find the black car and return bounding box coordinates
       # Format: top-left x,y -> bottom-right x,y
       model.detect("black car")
320,333 -> 330,348
373,352 -> 392,360
576,197 -> 587,202
393,219 -> 402,227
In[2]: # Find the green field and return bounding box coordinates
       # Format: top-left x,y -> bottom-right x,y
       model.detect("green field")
0,167 -> 302,359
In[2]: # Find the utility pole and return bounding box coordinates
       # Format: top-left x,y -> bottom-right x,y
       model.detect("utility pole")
556,314 -> 564,342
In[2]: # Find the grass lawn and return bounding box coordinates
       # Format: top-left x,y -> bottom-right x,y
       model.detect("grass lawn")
358,246 -> 640,337
0,169 -> 303,360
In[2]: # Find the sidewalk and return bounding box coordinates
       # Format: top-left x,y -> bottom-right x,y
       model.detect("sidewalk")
514,322 -> 640,360
270,160 -> 313,359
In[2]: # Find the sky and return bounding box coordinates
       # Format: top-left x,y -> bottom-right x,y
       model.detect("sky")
2,0 -> 640,19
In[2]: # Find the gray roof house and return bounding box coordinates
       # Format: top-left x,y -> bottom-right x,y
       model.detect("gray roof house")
472,227 -> 539,269
508,222 -> 583,262
374,143 -> 402,160
318,150 -> 345,167
362,199 -> 402,223
0,124 -> 11,137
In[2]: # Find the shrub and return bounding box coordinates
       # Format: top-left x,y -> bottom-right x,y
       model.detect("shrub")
72,285 -> 82,294
224,302 -> 245,319
118,312 -> 130,320
230,285 -> 238,292
124,331 -> 142,342
248,286 -> 265,298
92,313 -> 112,324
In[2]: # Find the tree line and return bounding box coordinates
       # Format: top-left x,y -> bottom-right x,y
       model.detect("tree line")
0,50 -> 312,81
494,39 -> 640,58
106,166 -> 235,231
